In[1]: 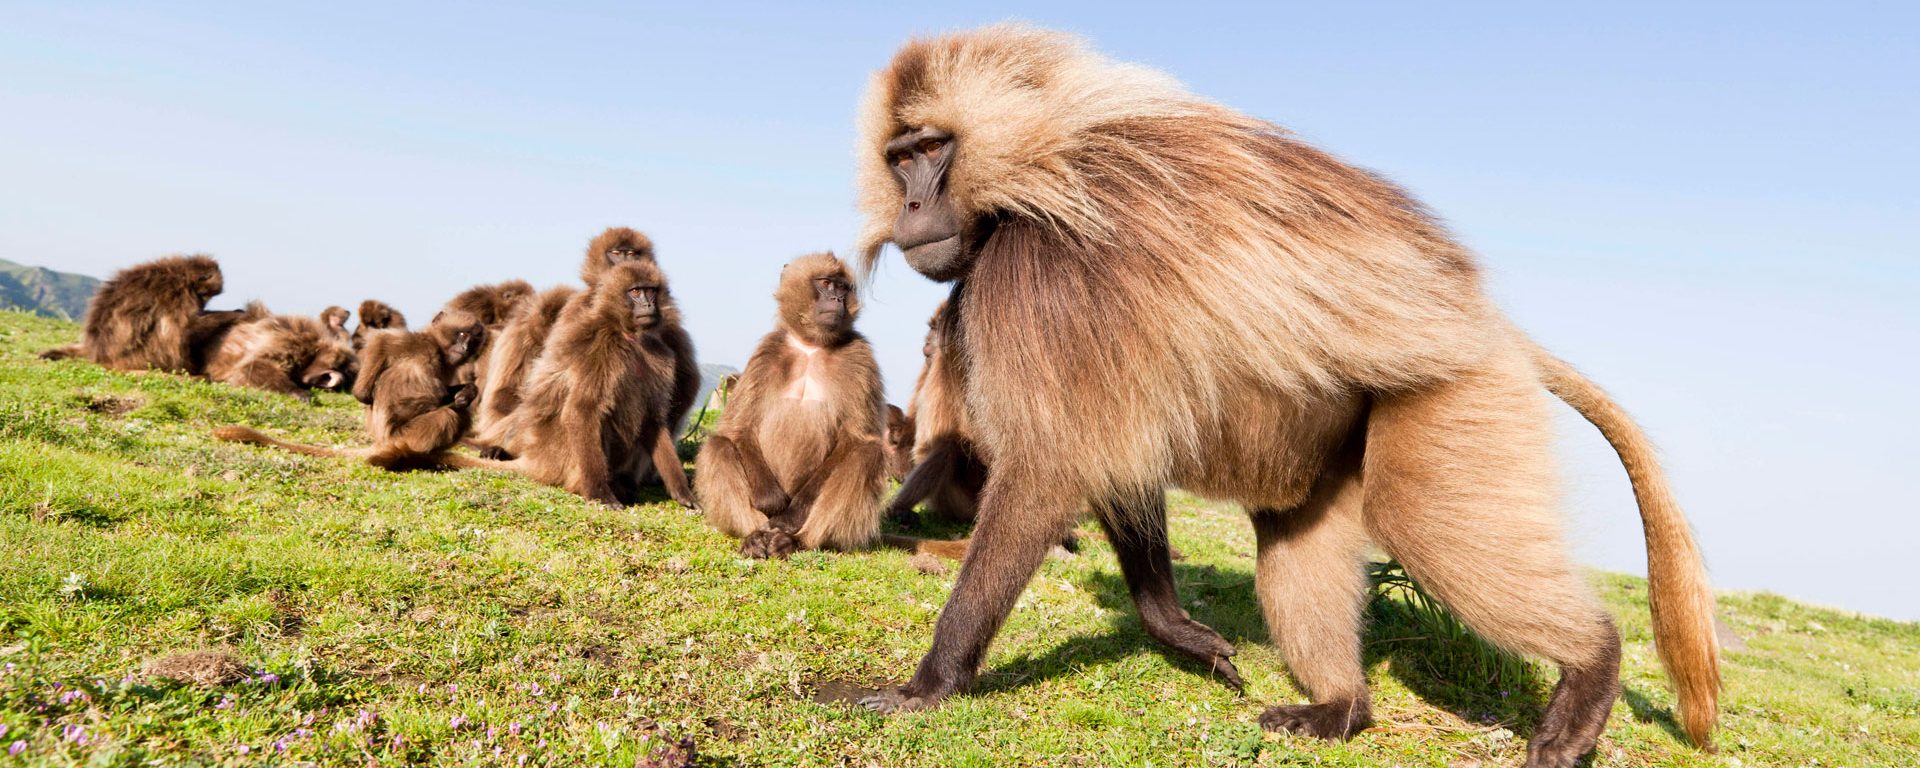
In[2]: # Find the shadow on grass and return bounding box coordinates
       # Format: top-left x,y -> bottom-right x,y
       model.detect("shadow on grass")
1621,686 -> 1691,745
957,560 -> 1595,743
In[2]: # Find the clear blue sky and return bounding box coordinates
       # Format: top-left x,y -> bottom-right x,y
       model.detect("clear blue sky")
3,3 -> 1915,619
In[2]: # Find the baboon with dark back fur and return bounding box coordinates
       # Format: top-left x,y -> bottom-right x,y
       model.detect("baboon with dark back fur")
473,227 -> 701,453
440,259 -> 697,508
849,26 -> 1718,768
213,311 -> 486,469
203,303 -> 357,400
40,254 -> 245,373
352,299 -> 407,350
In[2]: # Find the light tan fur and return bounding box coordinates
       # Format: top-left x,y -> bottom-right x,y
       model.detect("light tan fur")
204,302 -> 357,400
852,25 -> 1716,760
695,253 -> 888,552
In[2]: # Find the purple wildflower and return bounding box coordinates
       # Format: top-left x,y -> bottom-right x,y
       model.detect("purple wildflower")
62,724 -> 84,742
508,721 -> 522,737
237,744 -> 250,755
449,714 -> 467,730
215,696 -> 234,710
0,724 -> 8,739
517,754 -> 527,766
256,673 -> 280,685
7,741 -> 23,756
273,737 -> 290,752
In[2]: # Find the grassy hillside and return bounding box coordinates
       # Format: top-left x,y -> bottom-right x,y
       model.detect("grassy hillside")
1,309 -> 1915,767
0,260 -> 97,321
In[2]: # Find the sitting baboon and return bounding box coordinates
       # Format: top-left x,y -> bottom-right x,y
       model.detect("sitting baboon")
40,254 -> 244,373
849,26 -> 1718,767
473,227 -> 700,450
213,311 -> 485,469
203,303 -> 357,400
319,306 -> 351,343
436,279 -> 534,393
883,404 -> 914,482
883,301 -> 986,525
695,253 -> 964,560
440,260 -> 697,508
352,299 -> 407,350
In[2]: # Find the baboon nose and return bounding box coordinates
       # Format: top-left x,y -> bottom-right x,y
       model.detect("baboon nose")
319,372 -> 343,389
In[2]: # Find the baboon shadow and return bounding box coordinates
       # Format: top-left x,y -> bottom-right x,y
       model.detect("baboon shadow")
970,561 -> 1637,747
1621,686 -> 1690,744
973,560 -> 1267,697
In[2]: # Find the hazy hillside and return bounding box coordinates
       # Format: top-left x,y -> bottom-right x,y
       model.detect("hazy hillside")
0,259 -> 97,320
2,310 -> 1916,767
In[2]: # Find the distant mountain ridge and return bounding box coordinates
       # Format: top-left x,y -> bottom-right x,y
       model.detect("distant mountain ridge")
0,258 -> 98,320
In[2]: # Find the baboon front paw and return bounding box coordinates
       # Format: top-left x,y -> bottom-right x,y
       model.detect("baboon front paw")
884,505 -> 918,528
1208,655 -> 1245,692
1523,724 -> 1598,768
449,384 -> 477,408
740,528 -> 799,559
857,688 -> 935,714
1259,699 -> 1371,741
477,445 -> 511,460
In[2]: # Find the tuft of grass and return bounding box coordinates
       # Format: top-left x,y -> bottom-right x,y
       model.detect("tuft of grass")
0,309 -> 1916,766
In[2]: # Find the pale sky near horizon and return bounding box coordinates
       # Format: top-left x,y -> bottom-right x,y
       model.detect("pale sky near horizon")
2,3 -> 1915,620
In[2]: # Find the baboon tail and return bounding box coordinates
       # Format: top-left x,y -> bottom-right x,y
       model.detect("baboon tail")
39,345 -> 81,361
211,425 -> 364,459
1525,337 -> 1720,748
879,534 -> 970,561
433,453 -> 520,473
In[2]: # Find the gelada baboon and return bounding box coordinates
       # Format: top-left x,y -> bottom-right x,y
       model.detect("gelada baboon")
882,404 -> 914,482
352,299 -> 407,350
204,303 -> 357,400
213,311 -> 485,469
883,301 -> 986,526
474,227 -> 700,451
850,26 -> 1718,766
695,253 -> 965,561
319,306 -> 351,342
40,254 -> 245,372
440,260 -> 696,508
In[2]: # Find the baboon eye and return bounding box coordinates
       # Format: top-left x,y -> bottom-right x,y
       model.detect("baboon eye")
918,138 -> 945,156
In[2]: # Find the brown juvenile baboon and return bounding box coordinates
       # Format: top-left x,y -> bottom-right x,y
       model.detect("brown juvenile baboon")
213,311 -> 485,469
439,260 -> 697,508
882,404 -> 914,482
352,299 -> 407,350
39,254 -> 242,372
883,301 -> 987,526
473,227 -> 701,450
319,306 -> 351,342
204,303 -> 357,400
694,253 -> 965,561
441,279 -> 535,330
849,26 -> 1718,767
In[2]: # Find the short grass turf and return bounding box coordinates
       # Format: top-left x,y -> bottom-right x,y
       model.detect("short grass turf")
1,309 -> 1916,766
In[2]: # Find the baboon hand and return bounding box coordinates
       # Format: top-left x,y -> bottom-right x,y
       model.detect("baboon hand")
449,384 -> 477,409
672,489 -> 701,511
857,688 -> 938,714
740,527 -> 799,559
884,503 -> 918,528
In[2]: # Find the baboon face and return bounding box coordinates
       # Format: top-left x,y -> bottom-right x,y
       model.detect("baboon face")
886,127 -> 973,281
430,313 -> 485,367
808,272 -> 853,334
301,345 -> 355,391
193,262 -> 225,302
605,261 -> 670,332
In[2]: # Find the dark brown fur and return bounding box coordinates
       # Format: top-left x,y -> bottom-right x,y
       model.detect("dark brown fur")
473,228 -> 700,451
352,299 -> 407,350
443,260 -> 696,508
40,254 -> 238,373
214,311 -> 486,469
203,303 -> 357,400
851,27 -> 1718,767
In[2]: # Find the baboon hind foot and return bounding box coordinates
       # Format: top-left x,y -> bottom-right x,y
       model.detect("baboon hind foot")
1259,698 -> 1372,741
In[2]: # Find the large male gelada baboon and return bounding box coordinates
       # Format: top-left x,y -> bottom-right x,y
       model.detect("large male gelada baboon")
213,310 -> 486,469
40,254 -> 244,372
441,259 -> 697,508
849,26 -> 1718,768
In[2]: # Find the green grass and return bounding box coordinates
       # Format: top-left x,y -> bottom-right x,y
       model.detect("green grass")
1,309 -> 1915,766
